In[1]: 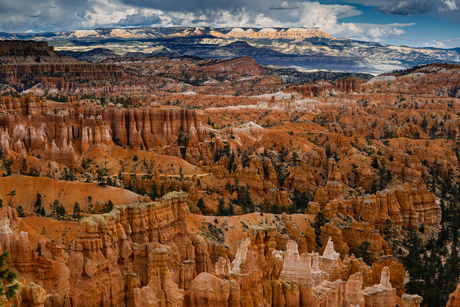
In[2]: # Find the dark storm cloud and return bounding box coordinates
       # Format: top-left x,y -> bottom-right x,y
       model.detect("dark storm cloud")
118,0 -> 279,13
322,0 -> 458,16
0,0 -> 93,32
118,12 -> 162,26
377,0 -> 434,15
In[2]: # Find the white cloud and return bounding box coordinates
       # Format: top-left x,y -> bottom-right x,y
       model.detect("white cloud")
0,0 -> 418,44
424,41 -> 447,48
439,0 -> 458,12
270,1 -> 300,10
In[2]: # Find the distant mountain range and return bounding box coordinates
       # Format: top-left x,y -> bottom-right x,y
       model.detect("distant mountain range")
1,27 -> 459,75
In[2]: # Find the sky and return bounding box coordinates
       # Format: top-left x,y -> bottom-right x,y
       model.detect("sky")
0,0 -> 459,48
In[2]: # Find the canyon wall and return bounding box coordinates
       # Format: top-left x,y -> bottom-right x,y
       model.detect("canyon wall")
0,93 -> 202,167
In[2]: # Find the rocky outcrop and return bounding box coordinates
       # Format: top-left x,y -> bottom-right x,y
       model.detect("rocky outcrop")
67,192 -> 212,307
183,272 -> 240,307
342,222 -> 392,260
315,185 -> 440,229
0,217 -> 55,280
186,236 -> 399,307
334,78 -> 362,93
0,94 -> 202,167
213,27 -> 332,40
363,266 -> 396,307
446,283 -> 460,307
190,57 -> 265,76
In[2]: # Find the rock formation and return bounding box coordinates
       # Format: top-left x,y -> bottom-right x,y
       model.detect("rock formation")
67,192 -> 212,307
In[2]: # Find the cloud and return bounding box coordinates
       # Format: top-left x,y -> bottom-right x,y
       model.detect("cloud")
270,2 -> 299,10
326,0 -> 459,16
377,0 -> 458,15
0,0 -> 421,45
28,10 -> 42,18
378,0 -> 434,15
439,0 -> 458,12
424,41 -> 447,48
118,12 -> 162,26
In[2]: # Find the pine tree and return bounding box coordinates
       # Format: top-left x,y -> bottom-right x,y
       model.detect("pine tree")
371,157 -> 379,169
179,166 -> 184,181
16,206 -> 26,218
36,242 -> 42,257
103,200 -> 114,213
149,181 -> 158,200
33,192 -> 42,214
73,202 -> 82,220
197,198 -> 206,215
355,241 -> 371,264
216,199 -> 226,216
289,202 -> 297,214
270,203 -> 281,214
227,203 -> 234,216
314,212 -> 329,248
56,204 -> 66,219
0,251 -> 19,301
260,198 -> 271,212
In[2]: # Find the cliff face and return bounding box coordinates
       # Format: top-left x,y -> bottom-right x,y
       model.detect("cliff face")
211,27 -> 332,40
183,233 -> 401,307
61,191 -> 410,307
0,93 -> 201,167
0,40 -> 77,65
67,192 -> 212,307
447,283 -> 460,307
0,63 -> 122,78
0,40 -> 123,95
312,183 -> 441,229
190,57 -> 265,76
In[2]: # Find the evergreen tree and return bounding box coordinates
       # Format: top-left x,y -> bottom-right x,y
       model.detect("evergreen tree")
216,198 -> 226,216
33,192 -> 42,214
51,200 -> 60,217
0,251 -> 19,301
56,204 -> 66,219
227,203 -> 234,216
179,166 -> 184,181
371,157 -> 379,169
36,242 -> 42,257
270,202 -> 281,214
288,202 -> 297,214
291,190 -> 310,211
314,212 -> 329,248
103,200 -> 114,213
16,206 -> 26,218
260,198 -> 271,213
197,198 -> 206,215
149,182 -> 159,200
355,241 -> 371,264
73,202 -> 82,220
